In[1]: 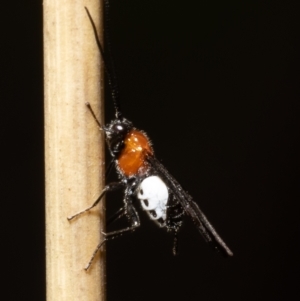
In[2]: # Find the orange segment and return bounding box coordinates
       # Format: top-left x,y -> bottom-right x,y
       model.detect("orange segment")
118,130 -> 153,176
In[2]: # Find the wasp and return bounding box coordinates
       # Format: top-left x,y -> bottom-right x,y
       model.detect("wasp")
68,2 -> 233,271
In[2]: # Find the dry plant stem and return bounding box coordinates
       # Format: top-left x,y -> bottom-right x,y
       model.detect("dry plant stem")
44,0 -> 105,300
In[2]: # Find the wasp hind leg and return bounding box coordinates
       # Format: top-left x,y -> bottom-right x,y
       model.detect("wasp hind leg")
85,200 -> 140,271
172,229 -> 179,255
166,194 -> 184,256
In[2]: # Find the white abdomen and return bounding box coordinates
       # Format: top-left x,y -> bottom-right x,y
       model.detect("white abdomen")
136,176 -> 169,224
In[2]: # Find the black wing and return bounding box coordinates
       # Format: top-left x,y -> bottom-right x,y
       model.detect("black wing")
147,155 -> 233,257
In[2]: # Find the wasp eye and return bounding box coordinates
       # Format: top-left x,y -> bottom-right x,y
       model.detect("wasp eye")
143,199 -> 149,207
140,189 -> 143,195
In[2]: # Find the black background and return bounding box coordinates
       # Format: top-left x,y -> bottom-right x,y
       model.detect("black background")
1,1 -> 299,300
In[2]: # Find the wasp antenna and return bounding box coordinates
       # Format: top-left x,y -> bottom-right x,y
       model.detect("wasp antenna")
85,6 -> 122,120
85,102 -> 103,131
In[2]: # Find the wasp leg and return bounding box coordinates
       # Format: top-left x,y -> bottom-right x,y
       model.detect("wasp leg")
85,201 -> 140,271
84,239 -> 106,271
172,229 -> 179,255
105,157 -> 115,177
67,182 -> 123,221
103,201 -> 140,240
107,195 -> 138,225
107,206 -> 126,225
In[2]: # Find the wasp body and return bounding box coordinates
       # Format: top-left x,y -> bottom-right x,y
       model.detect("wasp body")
68,3 -> 233,270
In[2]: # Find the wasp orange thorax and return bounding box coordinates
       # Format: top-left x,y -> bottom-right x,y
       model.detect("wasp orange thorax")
118,130 -> 153,177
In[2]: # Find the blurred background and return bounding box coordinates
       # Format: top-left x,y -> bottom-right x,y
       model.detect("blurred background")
1,1 -> 299,300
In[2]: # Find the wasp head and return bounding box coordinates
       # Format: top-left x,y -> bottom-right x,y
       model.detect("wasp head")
104,118 -> 133,156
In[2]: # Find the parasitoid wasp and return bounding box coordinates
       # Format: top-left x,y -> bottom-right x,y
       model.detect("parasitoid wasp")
68,1 -> 233,271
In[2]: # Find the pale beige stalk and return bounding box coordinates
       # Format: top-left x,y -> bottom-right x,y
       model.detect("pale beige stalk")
44,0 -> 105,300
